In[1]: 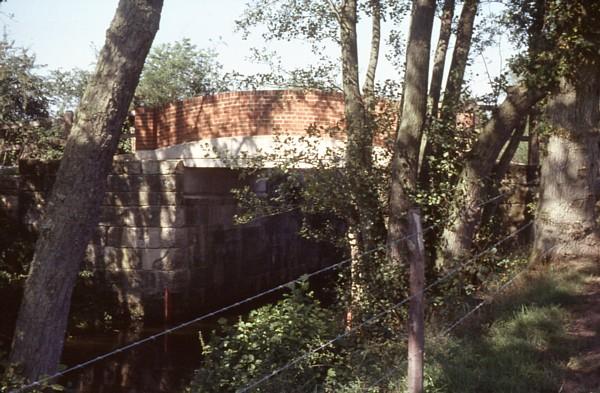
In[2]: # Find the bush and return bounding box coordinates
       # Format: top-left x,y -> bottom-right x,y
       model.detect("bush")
188,281 -> 342,393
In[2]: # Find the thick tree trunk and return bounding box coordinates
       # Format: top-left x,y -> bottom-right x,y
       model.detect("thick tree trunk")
532,69 -> 600,263
388,0 -> 436,263
10,0 -> 163,380
437,84 -> 545,270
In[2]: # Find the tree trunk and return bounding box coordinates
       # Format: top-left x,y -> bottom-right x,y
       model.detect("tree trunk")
362,0 -> 381,107
340,0 -> 386,250
439,0 -> 478,117
437,84 -> 545,270
419,0 -> 476,203
10,0 -> 163,380
532,69 -> 600,263
388,0 -> 436,263
479,120 -> 527,228
418,0 -> 455,189
428,0 -> 455,119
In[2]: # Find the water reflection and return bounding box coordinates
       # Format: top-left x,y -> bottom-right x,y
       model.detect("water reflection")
60,323 -> 203,393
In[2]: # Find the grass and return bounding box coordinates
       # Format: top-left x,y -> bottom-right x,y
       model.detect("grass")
416,260 -> 594,393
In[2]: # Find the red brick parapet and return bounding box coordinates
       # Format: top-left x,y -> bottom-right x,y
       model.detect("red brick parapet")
134,90 -> 348,151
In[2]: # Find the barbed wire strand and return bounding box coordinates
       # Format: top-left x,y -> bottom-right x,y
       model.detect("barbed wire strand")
237,221 -> 533,392
11,224 -> 438,393
442,244 -> 558,335
364,243 -> 557,392
11,191 -> 515,393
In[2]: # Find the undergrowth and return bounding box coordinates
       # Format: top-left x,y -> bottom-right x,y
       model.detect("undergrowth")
187,257 -> 591,393
420,260 -> 589,393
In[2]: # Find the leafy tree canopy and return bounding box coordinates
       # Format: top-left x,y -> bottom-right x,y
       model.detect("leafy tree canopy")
134,38 -> 229,107
0,39 -> 48,124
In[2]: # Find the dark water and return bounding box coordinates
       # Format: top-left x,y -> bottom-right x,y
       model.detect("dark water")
56,290 -> 291,393
60,323 -> 205,393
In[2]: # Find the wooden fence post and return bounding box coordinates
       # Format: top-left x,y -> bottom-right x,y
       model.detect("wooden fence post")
407,208 -> 425,393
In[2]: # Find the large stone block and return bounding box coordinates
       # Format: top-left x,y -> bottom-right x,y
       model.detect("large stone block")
100,206 -> 186,227
103,247 -> 143,271
107,227 -> 189,248
105,269 -> 191,297
108,175 -> 183,192
139,247 -> 189,270
140,160 -> 183,175
103,191 -> 181,206
111,159 -> 142,175
107,174 -> 181,193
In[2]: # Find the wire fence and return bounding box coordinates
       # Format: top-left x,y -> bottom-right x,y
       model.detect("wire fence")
10,189 -> 522,393
362,243 -> 558,392
237,221 -> 532,392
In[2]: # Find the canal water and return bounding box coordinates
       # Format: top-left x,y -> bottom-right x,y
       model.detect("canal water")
56,291 -> 291,393
60,323 -> 204,393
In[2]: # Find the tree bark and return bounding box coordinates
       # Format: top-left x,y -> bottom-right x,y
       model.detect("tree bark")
10,0 -> 163,380
479,120 -> 527,228
388,0 -> 436,263
428,0 -> 455,119
439,0 -> 478,117
420,0 -> 475,197
437,84 -> 545,270
362,0 -> 381,107
532,68 -> 600,263
338,0 -> 387,323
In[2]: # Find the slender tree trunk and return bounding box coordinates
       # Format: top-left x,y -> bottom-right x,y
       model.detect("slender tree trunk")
437,85 -> 545,270
532,69 -> 600,263
439,0 -> 478,117
428,0 -> 455,119
10,0 -> 163,380
419,0 -> 477,214
362,0 -> 381,107
524,114 -> 540,241
340,0 -> 386,250
418,0 -> 455,189
422,0 -> 478,187
338,0 -> 387,323
388,0 -> 436,263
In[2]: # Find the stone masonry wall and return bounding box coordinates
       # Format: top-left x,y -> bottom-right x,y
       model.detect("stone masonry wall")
0,157 -> 338,321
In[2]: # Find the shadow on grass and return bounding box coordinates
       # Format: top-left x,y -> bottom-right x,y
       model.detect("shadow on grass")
422,261 -> 596,393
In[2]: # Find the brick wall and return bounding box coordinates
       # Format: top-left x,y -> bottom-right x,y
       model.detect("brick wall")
134,90 -> 347,150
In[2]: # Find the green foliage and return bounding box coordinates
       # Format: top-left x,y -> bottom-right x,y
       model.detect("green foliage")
0,40 -> 48,124
505,0 -> 600,88
188,281 -> 341,392
424,305 -> 568,393
0,39 -> 62,165
236,0 -> 338,46
44,68 -> 90,115
230,48 -> 340,91
135,39 -> 230,107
